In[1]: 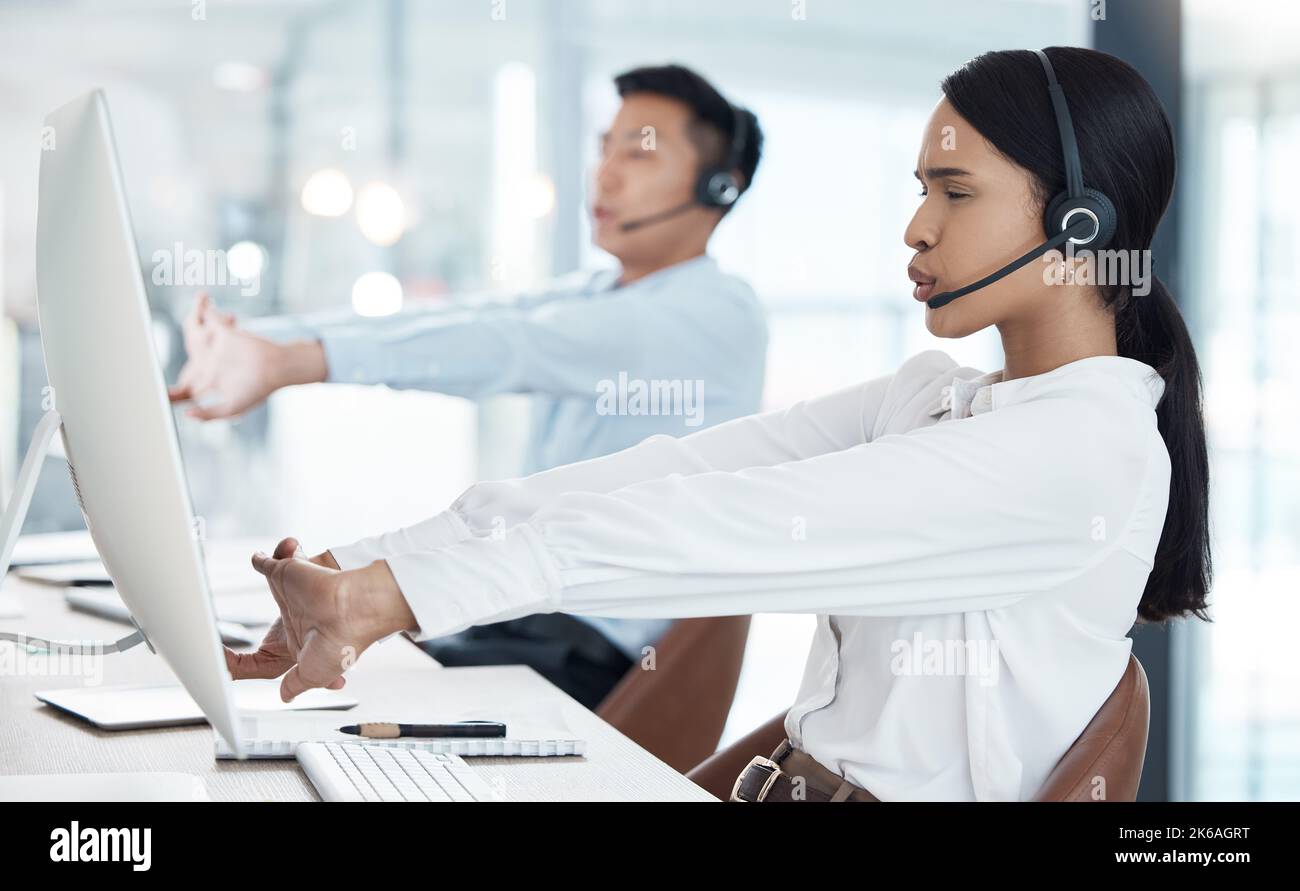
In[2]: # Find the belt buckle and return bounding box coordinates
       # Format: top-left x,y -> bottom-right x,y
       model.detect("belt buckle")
730,756 -> 782,802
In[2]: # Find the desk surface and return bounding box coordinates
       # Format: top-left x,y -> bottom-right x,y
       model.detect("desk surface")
0,544 -> 715,802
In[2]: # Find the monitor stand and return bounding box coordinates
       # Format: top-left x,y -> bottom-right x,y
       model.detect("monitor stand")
0,408 -> 153,655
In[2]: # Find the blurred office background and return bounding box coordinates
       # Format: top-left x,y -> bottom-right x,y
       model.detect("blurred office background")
0,0 -> 1294,799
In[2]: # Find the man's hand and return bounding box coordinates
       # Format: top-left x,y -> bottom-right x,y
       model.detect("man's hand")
225,536 -> 415,702
168,293 -> 327,420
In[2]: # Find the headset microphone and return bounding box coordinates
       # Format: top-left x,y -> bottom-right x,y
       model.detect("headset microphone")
616,105 -> 751,233
925,216 -> 1094,309
618,200 -> 698,232
925,48 -> 1118,310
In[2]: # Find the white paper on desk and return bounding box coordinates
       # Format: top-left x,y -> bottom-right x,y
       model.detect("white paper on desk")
16,542 -> 267,597
59,581 -> 279,626
217,703 -> 586,759
17,560 -> 110,586
204,590 -> 279,625
0,592 -> 22,618
35,680 -> 358,730
0,772 -> 210,802
20,562 -> 268,598
8,530 -> 99,567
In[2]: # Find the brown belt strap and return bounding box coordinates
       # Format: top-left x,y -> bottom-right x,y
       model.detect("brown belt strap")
730,739 -> 879,802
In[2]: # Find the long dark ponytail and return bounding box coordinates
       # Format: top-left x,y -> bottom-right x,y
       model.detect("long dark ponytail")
941,47 -> 1210,623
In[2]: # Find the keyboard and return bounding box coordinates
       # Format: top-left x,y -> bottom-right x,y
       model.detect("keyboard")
296,742 -> 497,802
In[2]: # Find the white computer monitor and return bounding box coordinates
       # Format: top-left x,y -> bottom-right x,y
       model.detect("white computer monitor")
33,89 -> 244,756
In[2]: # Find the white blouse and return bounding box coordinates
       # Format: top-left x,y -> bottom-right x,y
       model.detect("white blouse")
331,349 -> 1171,801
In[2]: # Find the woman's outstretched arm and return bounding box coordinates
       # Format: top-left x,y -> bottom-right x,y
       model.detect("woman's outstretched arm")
384,394 -> 1159,641
329,370 -> 898,568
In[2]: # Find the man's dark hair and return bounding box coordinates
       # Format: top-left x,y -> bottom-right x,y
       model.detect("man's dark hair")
613,63 -> 763,212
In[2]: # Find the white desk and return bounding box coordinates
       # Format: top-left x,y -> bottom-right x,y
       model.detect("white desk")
0,542 -> 715,801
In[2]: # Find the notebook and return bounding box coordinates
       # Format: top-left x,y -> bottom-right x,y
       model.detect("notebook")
216,709 -> 587,760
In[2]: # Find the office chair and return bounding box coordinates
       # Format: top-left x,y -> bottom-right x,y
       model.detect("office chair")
686,653 -> 1151,802
685,709 -> 786,798
596,616 -> 751,773
1032,653 -> 1150,801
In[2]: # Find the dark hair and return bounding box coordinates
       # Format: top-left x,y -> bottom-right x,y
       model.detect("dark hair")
941,47 -> 1211,624
613,63 -> 763,212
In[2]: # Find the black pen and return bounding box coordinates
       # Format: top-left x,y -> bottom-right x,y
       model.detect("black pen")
338,721 -> 507,739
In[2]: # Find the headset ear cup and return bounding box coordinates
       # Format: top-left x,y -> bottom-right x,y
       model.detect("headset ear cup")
697,170 -> 740,208
1044,188 -> 1117,250
1082,188 -> 1117,250
1043,190 -> 1070,241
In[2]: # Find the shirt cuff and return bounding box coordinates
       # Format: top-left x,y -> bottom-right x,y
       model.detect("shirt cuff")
318,329 -> 372,385
385,522 -> 562,642
329,510 -> 472,570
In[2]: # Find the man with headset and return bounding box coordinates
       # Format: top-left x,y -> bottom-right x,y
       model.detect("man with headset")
169,64 -> 768,708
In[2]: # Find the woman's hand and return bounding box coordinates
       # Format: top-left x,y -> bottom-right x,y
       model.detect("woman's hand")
224,536 -> 415,702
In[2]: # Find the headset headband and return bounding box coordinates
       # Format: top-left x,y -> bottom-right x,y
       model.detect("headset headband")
722,105 -> 749,175
1034,49 -> 1084,200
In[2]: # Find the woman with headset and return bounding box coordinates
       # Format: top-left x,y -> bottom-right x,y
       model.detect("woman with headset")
232,47 -> 1212,802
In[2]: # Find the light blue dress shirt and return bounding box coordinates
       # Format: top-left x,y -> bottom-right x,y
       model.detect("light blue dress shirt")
251,254 -> 768,659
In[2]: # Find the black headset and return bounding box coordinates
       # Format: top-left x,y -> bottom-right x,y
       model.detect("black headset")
926,48 -> 1118,309
696,105 -> 750,209
620,105 -> 751,231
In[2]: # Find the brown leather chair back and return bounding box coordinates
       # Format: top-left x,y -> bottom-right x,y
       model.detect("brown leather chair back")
1033,653 -> 1150,801
596,616 -> 751,773
688,652 -> 1151,801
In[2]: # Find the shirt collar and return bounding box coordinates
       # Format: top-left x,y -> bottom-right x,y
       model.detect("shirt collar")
942,368 -> 1004,418
594,254 -> 716,294
927,355 -> 1165,419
